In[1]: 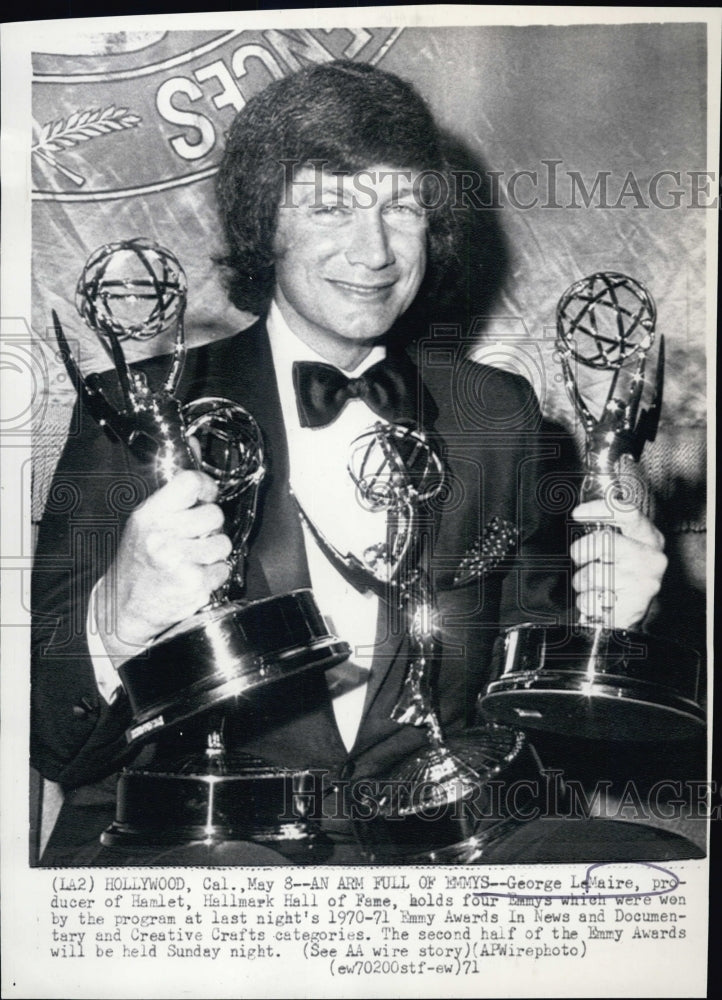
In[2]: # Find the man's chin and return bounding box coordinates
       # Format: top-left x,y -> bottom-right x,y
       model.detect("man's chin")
331,309 -> 405,345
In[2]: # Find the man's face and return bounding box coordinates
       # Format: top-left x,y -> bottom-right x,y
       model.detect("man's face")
272,165 -> 428,368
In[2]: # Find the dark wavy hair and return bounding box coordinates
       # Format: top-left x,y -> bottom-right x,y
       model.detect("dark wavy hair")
215,59 -> 462,319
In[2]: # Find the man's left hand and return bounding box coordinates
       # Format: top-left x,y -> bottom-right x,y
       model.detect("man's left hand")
570,500 -> 667,629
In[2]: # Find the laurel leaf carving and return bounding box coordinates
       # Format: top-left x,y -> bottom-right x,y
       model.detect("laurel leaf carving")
33,105 -> 142,156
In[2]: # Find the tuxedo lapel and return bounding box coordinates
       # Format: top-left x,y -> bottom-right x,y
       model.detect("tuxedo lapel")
353,346 -> 444,745
191,322 -> 347,764
181,321 -> 311,600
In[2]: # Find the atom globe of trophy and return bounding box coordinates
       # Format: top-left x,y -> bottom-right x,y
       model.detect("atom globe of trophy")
52,238 -> 350,852
481,272 -> 705,742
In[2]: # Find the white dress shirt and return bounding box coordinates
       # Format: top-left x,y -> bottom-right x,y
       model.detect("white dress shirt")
89,302 -> 391,751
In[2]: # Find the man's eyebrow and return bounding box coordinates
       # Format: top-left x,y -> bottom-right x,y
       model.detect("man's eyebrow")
377,174 -> 417,198
292,181 -> 350,206
388,185 -> 418,199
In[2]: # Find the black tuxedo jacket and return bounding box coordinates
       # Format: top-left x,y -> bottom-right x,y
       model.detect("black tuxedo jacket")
31,320 -> 572,794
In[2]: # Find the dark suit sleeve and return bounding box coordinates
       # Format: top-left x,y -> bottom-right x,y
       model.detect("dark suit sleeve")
31,396 -> 150,787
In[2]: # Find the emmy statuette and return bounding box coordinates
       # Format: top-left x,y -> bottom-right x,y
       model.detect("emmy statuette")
53,239 -> 350,852
296,422 -> 542,863
480,272 -> 705,742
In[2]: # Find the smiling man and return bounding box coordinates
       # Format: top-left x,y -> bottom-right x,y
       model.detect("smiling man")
272,165 -> 429,366
32,60 -> 680,866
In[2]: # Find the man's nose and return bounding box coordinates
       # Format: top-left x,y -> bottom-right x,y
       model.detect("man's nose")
344,210 -> 395,269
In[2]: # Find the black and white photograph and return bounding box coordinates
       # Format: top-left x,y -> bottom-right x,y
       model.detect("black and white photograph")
1,6 -> 716,997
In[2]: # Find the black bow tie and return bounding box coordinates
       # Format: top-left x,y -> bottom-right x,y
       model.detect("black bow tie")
293,356 -> 423,429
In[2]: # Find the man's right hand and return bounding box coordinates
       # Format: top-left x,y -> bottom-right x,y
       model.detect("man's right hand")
93,470 -> 232,666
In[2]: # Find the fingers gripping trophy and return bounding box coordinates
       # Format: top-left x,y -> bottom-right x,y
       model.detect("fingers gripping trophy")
481,272 -> 705,742
53,239 -> 350,851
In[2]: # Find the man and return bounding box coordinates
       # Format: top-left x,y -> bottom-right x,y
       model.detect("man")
32,60 -> 678,866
